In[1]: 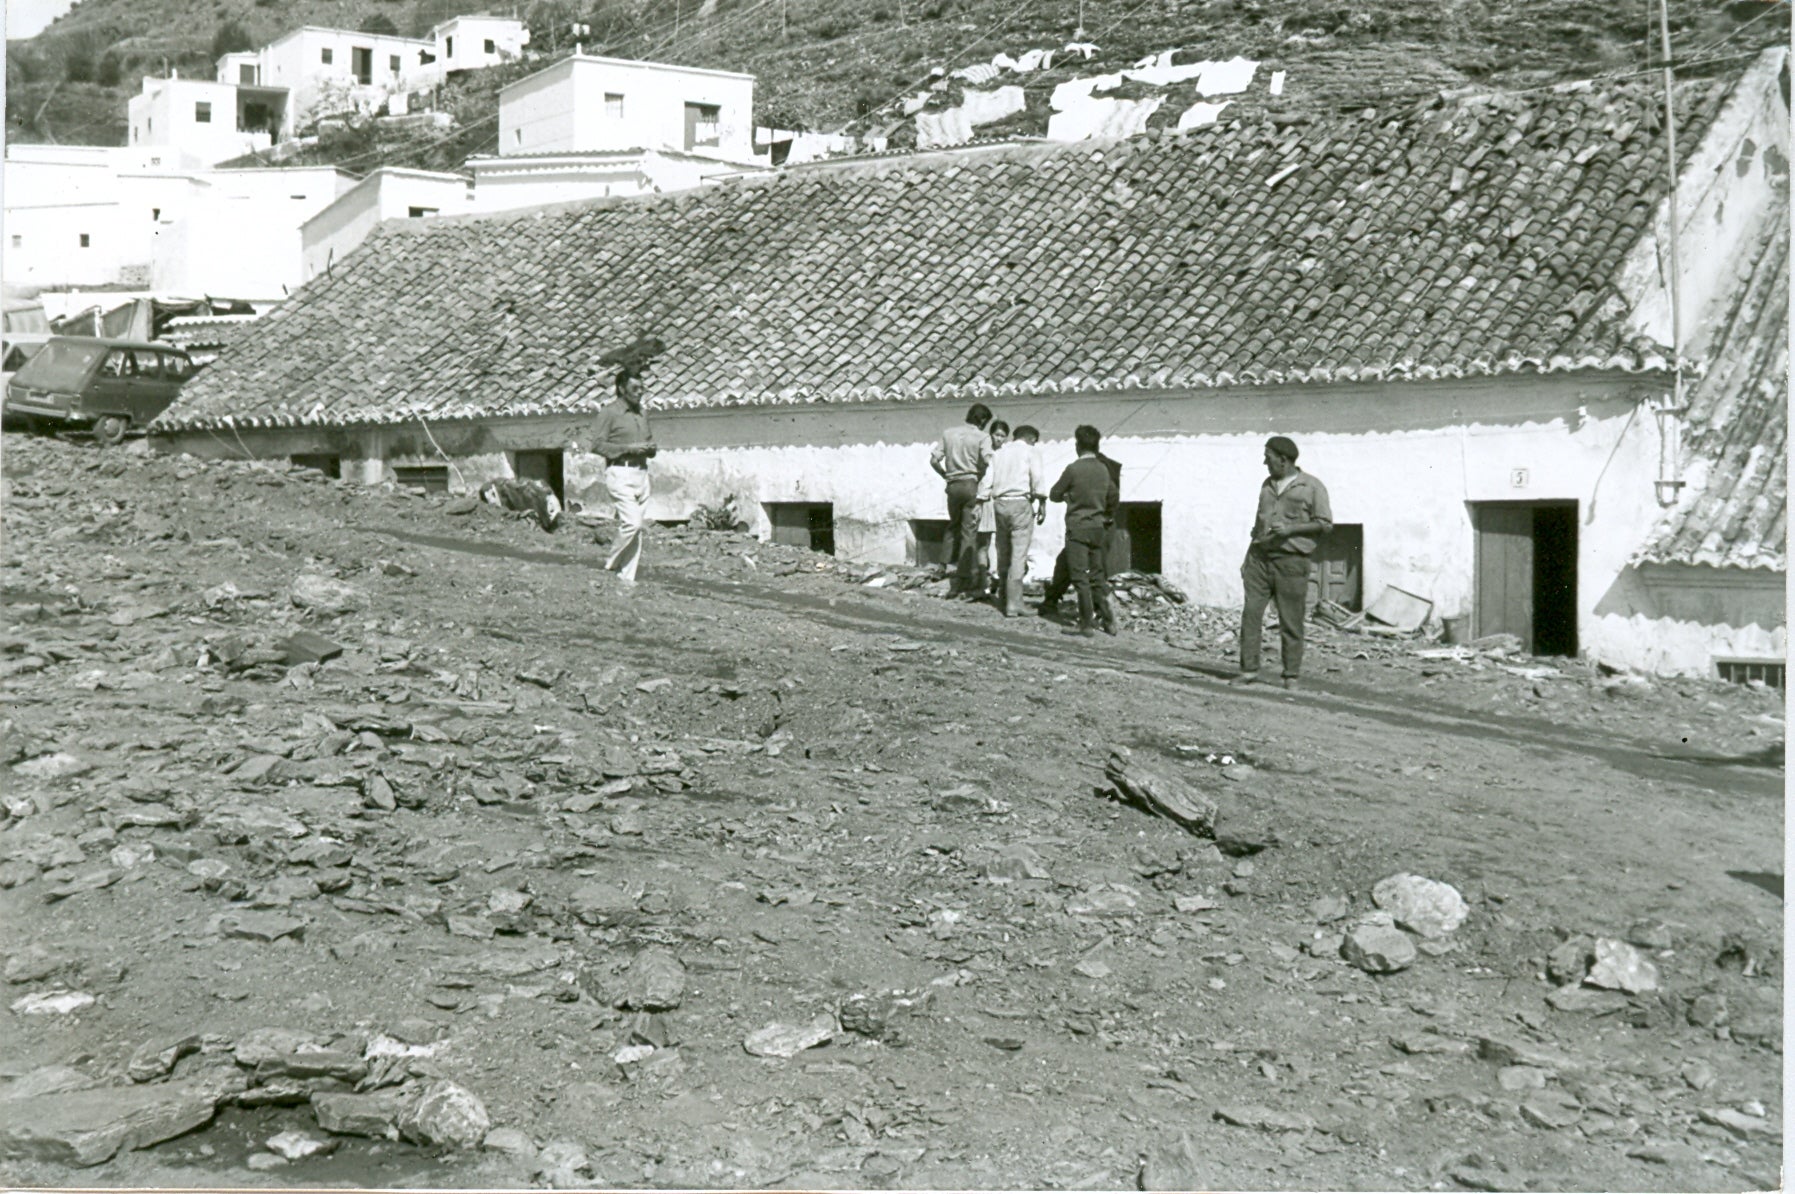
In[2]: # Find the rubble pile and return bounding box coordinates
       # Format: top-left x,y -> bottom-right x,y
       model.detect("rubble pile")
0,434 -> 1783,1191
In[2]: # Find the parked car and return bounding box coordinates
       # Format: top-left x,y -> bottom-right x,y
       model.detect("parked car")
3,336 -> 196,445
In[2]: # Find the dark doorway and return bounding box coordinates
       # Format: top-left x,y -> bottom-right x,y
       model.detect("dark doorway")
766,502 -> 835,554
290,453 -> 340,479
513,450 -> 564,504
910,519 -> 952,565
351,46 -> 373,85
1107,502 -> 1161,575
1308,523 -> 1364,613
393,465 -> 449,495
1472,501 -> 1578,656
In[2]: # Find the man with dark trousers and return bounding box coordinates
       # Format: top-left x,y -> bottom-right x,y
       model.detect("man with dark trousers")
1233,435 -> 1332,689
1048,424 -> 1119,638
930,403 -> 995,596
1039,448 -> 1121,616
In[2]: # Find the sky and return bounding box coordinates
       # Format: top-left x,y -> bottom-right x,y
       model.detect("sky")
7,0 -> 75,40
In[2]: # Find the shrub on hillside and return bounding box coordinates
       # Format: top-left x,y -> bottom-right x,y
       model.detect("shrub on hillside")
360,13 -> 400,34
211,19 -> 254,58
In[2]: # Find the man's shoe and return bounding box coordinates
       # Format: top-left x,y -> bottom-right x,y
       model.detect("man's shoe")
1100,612 -> 1119,636
1037,602 -> 1060,617
1281,677 -> 1300,690
1228,671 -> 1261,686
1062,624 -> 1096,638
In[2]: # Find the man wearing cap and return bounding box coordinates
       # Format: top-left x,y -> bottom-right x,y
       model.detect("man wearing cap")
1233,435 -> 1331,689
579,369 -> 657,584
930,403 -> 995,596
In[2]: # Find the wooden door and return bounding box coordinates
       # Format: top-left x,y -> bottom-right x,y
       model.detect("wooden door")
1473,504 -> 1534,648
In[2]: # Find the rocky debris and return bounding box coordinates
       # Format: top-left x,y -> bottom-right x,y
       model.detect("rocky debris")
266,1129 -> 333,1160
1212,1104 -> 1316,1132
399,1080 -> 490,1150
11,989 -> 96,1015
1341,912 -> 1415,973
1584,938 -> 1659,994
986,844 -> 1051,882
1103,746 -> 1218,836
1544,986 -> 1628,1014
618,947 -> 685,1011
1686,991 -> 1728,1028
1370,873 -> 1467,938
1136,1131 -> 1208,1191
1546,935 -> 1595,985
838,989 -> 926,1042
1697,1106 -> 1778,1140
311,1090 -> 408,1138
289,574 -> 364,616
744,1014 -> 836,1059
127,1034 -> 201,1082
1518,1088 -> 1582,1130
1,1065 -> 101,1101
0,1080 -> 220,1166
483,1126 -> 537,1161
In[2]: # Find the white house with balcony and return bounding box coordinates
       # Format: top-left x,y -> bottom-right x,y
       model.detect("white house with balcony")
412,14 -> 529,87
251,27 -> 435,128
128,74 -> 290,166
468,55 -> 764,210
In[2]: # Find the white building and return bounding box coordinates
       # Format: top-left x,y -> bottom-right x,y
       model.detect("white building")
2,145 -> 206,289
128,74 -> 290,167
253,26 -> 435,128
151,166 -> 358,299
301,167 -> 472,281
413,14 -> 530,87
498,54 -> 758,163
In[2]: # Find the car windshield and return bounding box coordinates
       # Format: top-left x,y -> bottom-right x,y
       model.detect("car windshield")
12,341 -> 105,389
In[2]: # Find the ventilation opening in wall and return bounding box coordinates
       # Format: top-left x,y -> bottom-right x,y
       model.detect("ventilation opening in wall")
393,465 -> 449,495
1107,501 -> 1162,575
909,519 -> 952,566
290,453 -> 341,479
766,502 -> 834,555
512,449 -> 564,503
1715,658 -> 1785,690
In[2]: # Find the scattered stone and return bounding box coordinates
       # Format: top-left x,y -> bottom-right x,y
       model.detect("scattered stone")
399,1079 -> 490,1150
1476,1036 -> 1579,1073
483,1126 -> 537,1160
1697,1107 -> 1775,1140
744,1014 -> 836,1059
1545,986 -> 1627,1014
1311,894 -> 1349,923
536,1139 -> 591,1185
1104,746 -> 1218,836
1370,873 -> 1467,938
1073,959 -> 1113,979
1341,912 -> 1416,973
311,1090 -> 406,1139
838,990 -> 922,1042
127,1035 -> 201,1083
266,1129 -> 333,1160
1519,1088 -> 1582,1130
12,752 -> 94,780
0,1065 -> 99,1101
444,496 -> 480,516
44,868 -> 119,901
0,1081 -> 219,1166
1212,1103 -> 1315,1132
10,990 -> 96,1015
1624,920 -> 1673,950
986,845 -> 1051,882
245,1151 -> 285,1170
290,574 -> 364,616
1067,887 -> 1140,918
219,912 -> 307,943
281,631 -> 345,666
4,945 -> 74,985
107,843 -> 155,870
1497,1065 -> 1549,1091
1681,1060 -> 1716,1091
1546,936 -> 1595,985
1137,1132 -> 1209,1191
1686,992 -> 1728,1028
1583,938 -> 1658,994
619,947 -> 686,1012
1173,894 -> 1218,914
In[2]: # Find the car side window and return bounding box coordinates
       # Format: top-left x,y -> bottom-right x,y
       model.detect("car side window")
2,347 -> 24,372
101,351 -> 132,378
131,349 -> 162,378
161,353 -> 193,380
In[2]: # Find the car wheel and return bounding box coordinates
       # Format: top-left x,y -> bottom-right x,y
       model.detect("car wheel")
93,414 -> 129,446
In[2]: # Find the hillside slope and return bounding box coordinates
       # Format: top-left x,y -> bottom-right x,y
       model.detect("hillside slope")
6,0 -> 1787,161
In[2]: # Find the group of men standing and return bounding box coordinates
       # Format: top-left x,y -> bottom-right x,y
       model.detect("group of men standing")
930,408 -> 1333,684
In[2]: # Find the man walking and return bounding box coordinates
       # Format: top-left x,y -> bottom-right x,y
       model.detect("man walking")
977,422 -> 1046,616
1048,424 -> 1119,638
930,403 -> 994,596
1234,435 -> 1331,689
581,369 -> 658,584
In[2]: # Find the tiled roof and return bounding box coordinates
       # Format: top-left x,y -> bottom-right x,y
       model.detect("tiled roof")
1636,215 -> 1787,573
158,71 -> 1739,431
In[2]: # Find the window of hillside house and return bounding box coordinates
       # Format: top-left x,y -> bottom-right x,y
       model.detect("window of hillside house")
79,233 -> 91,248
606,92 -> 625,118
195,101 -> 211,123
684,102 -> 721,148
151,207 -> 160,220
407,206 -> 437,218
445,37 -> 454,57
483,38 -> 495,52
390,55 -> 400,73
321,48 -> 333,64
352,46 -> 372,84
239,64 -> 257,84
9,235 -> 19,249
513,128 -> 523,146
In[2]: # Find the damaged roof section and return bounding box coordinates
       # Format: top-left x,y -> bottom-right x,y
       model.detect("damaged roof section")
1638,216 -> 1788,573
158,70 -> 1742,431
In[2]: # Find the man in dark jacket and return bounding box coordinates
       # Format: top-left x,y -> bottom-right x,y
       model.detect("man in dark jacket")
1048,424 -> 1119,638
1039,449 -> 1121,616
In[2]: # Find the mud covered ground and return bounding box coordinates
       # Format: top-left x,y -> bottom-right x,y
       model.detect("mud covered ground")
0,433 -> 1783,1191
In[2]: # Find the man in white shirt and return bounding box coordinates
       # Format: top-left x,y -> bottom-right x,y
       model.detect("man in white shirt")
977,423 -> 1047,617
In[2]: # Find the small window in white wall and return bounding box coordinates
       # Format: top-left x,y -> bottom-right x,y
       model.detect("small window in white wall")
195,101 -> 212,123
484,38 -> 495,52
606,92 -> 624,117
513,128 -> 523,146
321,47 -> 333,64
79,233 -> 91,248
445,36 -> 454,57
10,235 -> 20,249
151,207 -> 160,220
389,55 -> 400,72
407,206 -> 437,218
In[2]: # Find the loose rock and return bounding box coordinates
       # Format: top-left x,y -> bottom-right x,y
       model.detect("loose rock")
0,1081 -> 219,1166
1341,912 -> 1416,973
1370,873 -> 1468,938
744,1014 -> 836,1059
1583,938 -> 1658,994
399,1080 -> 490,1149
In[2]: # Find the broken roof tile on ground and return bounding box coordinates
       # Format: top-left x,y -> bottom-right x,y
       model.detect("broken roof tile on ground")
159,70 -> 1741,431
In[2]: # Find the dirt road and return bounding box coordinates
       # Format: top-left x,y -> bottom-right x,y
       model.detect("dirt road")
1,434 -> 1782,1190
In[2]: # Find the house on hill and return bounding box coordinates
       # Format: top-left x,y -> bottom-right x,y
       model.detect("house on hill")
153,49 -> 1789,679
